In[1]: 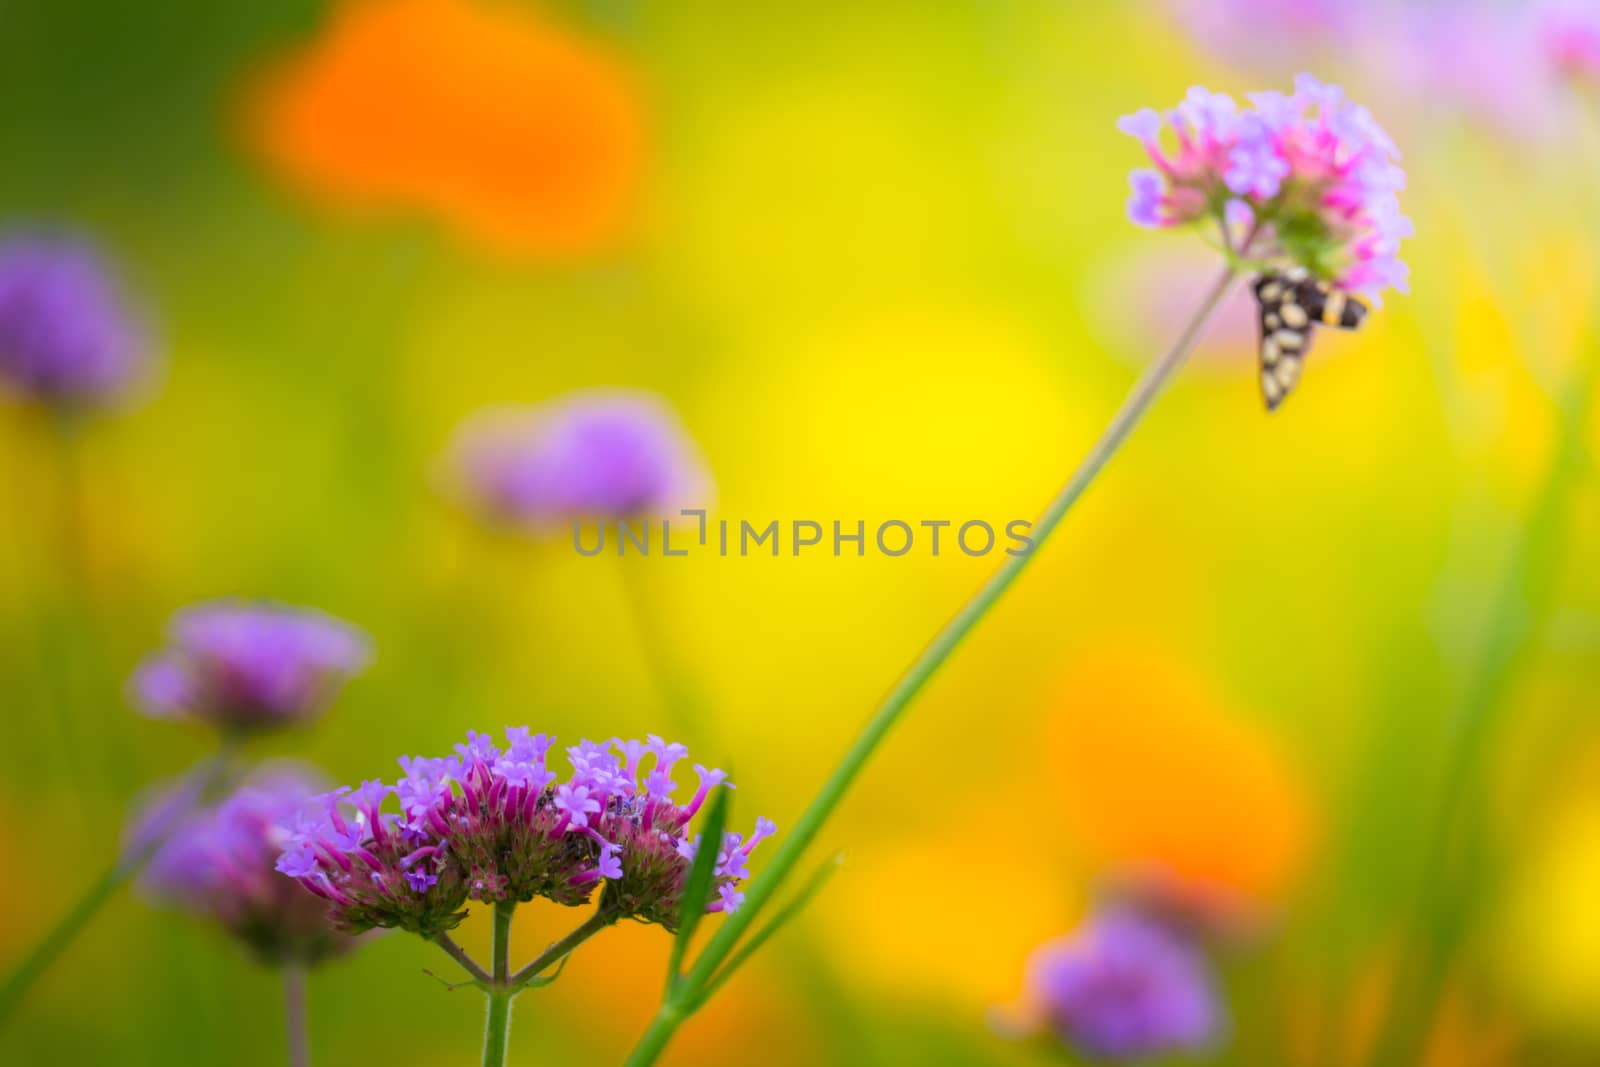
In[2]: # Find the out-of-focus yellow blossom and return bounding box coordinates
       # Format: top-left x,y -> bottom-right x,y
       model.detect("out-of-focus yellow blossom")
1500,782 -> 1600,1036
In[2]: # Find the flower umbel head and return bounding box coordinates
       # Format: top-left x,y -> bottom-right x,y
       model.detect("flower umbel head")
1015,909 -> 1221,1061
275,727 -> 772,935
1120,76 -> 1410,301
0,233 -> 152,410
445,389 -> 710,529
134,764 -> 359,965
130,601 -> 371,734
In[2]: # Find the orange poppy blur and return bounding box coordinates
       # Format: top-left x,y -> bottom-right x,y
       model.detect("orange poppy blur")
245,0 -> 644,257
1046,649 -> 1316,906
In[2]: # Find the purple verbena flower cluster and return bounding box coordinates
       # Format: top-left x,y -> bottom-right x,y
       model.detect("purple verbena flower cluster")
133,764 -> 356,965
444,389 -> 710,529
275,728 -> 773,937
1022,908 -> 1221,1061
0,233 -> 152,409
1120,75 -> 1411,300
131,601 -> 371,734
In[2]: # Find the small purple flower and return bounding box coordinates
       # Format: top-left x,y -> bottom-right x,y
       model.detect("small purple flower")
1120,75 -> 1410,302
134,763 -> 360,965
444,389 -> 711,529
274,727 -> 774,933
595,842 -> 623,881
714,883 -> 745,914
404,867 -> 439,893
1125,169 -> 1166,228
553,783 -> 601,831
130,600 -> 371,734
0,233 -> 153,410
683,764 -> 731,819
1020,910 -> 1221,1061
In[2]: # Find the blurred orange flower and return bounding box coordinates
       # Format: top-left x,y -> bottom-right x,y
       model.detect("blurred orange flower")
1046,649 -> 1316,906
244,0 -> 643,257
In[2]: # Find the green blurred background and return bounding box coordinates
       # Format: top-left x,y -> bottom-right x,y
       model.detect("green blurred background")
2,1 -> 1598,1064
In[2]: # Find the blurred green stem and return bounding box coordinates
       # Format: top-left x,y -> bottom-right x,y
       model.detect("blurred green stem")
284,964 -> 310,1067
616,555 -> 699,740
0,743 -> 238,1026
1367,352 -> 1597,1067
482,902 -> 515,1067
623,264 -> 1240,1066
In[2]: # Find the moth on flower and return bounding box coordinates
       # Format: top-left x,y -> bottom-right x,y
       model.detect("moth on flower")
1120,75 -> 1409,410
1252,267 -> 1367,410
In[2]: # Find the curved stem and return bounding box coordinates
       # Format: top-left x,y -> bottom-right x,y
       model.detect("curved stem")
624,263 -> 1240,1066
0,865 -> 122,1025
432,932 -> 491,987
627,1003 -> 684,1067
284,964 -> 310,1067
0,744 -> 238,1026
509,906 -> 614,988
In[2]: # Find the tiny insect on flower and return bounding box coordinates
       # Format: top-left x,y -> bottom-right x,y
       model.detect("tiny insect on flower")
1121,75 -> 1410,408
1121,75 -> 1409,302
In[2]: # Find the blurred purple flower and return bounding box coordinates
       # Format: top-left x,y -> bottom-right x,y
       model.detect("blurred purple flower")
444,389 -> 711,529
0,233 -> 153,410
1544,2 -> 1600,83
276,727 -> 770,936
1021,909 -> 1221,1061
1121,75 -> 1411,301
1162,0 -> 1558,140
1164,0 -> 1353,75
134,763 -> 359,965
120,763 -> 213,869
130,601 -> 371,734
1377,5 -> 1552,137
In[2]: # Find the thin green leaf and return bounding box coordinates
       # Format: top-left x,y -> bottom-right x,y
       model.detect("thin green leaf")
693,852 -> 843,1006
516,953 -> 570,991
665,785 -> 729,987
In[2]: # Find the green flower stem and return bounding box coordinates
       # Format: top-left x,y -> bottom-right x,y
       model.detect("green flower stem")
432,932 -> 491,987
284,964 -> 310,1067
508,905 -> 615,988
624,263 -> 1240,1067
434,902 -> 613,1063
482,902 -> 516,1067
616,556 -> 700,739
0,743 -> 238,1026
1367,351 -> 1597,1067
